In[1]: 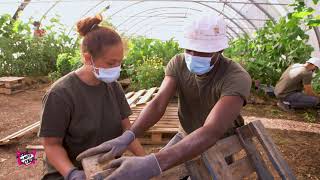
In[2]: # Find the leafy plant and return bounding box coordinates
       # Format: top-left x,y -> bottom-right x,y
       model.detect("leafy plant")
225,17 -> 313,86
312,73 -> 320,92
49,51 -> 82,80
122,37 -> 181,81
303,111 -> 317,123
288,0 -> 320,27
0,14 -> 79,77
131,57 -> 165,90
224,0 -> 320,86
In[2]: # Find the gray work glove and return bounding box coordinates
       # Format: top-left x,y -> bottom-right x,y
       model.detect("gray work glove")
101,154 -> 162,180
76,130 -> 135,163
64,168 -> 86,180
160,132 -> 184,151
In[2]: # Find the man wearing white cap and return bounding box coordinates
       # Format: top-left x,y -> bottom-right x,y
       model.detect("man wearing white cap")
275,57 -> 320,111
77,14 -> 251,180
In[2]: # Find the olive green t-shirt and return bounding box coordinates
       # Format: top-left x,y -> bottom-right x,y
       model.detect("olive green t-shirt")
38,72 -> 132,177
165,54 -> 251,134
275,64 -> 313,99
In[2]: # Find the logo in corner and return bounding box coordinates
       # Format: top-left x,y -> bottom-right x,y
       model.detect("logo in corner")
16,150 -> 37,166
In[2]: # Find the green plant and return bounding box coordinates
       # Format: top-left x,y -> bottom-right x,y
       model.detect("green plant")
312,73 -> 320,93
224,0 -> 320,86
0,14 -> 79,77
225,17 -> 313,86
302,111 -> 317,123
49,51 -> 81,80
288,0 -> 320,27
122,37 -> 181,81
132,58 -> 164,90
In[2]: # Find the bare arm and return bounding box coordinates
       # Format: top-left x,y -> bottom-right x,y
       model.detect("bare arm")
41,137 -> 74,177
121,118 -> 146,156
155,96 -> 244,171
130,76 -> 177,136
304,84 -> 318,96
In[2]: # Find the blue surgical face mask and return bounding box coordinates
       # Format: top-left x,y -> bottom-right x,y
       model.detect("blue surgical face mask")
91,59 -> 121,83
185,53 -> 214,75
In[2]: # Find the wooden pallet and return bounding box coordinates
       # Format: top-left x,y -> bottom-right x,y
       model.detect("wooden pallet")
3,87 -> 171,147
126,87 -> 159,107
129,104 -> 179,144
185,120 -> 296,180
0,77 -> 25,95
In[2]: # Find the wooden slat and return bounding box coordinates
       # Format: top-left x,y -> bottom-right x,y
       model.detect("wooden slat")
203,147 -> 233,179
26,145 -> 44,150
151,133 -> 162,143
125,92 -> 134,99
136,87 -> 157,105
0,88 -> 23,95
229,156 -> 255,179
138,137 -> 170,145
127,89 -> 146,106
0,77 -> 25,82
214,135 -> 244,158
148,128 -> 178,133
0,121 -> 40,145
236,125 -> 274,180
4,83 -> 22,89
249,121 -> 296,180
185,158 -> 211,180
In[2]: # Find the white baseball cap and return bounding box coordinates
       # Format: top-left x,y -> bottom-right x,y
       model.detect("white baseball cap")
307,57 -> 320,69
178,14 -> 229,53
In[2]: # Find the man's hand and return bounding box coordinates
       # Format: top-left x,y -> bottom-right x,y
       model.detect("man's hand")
76,130 -> 135,163
95,154 -> 161,180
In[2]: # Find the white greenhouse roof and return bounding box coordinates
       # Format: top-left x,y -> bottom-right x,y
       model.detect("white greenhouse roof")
1,0 -> 319,55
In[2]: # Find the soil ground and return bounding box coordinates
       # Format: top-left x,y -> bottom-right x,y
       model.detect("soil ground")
0,84 -> 319,180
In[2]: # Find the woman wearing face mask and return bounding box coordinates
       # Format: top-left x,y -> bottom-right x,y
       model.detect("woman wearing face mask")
38,14 -> 145,180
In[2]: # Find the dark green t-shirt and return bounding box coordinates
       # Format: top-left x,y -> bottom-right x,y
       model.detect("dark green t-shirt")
38,72 -> 132,178
165,54 -> 251,134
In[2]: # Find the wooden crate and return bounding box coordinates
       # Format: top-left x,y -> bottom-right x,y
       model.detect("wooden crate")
185,120 -> 296,180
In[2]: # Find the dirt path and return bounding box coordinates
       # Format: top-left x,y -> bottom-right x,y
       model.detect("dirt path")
245,116 -> 320,134
0,85 -> 319,179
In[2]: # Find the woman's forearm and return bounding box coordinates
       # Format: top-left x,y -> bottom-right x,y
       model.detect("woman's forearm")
121,118 -> 146,156
128,139 -> 146,156
44,144 -> 75,177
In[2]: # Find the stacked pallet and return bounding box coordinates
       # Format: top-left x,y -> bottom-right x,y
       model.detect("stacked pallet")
0,87 -> 179,148
0,77 -> 26,95
130,104 -> 179,144
126,87 -> 180,144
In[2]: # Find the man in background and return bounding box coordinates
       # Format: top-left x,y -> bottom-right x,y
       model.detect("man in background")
275,57 -> 320,111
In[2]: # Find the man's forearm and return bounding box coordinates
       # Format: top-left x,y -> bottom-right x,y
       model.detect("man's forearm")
155,123 -> 228,171
44,144 -> 75,177
155,96 -> 243,171
131,100 -> 167,136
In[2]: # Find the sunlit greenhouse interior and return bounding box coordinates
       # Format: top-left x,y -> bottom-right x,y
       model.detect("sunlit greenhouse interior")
1,1 -> 320,179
